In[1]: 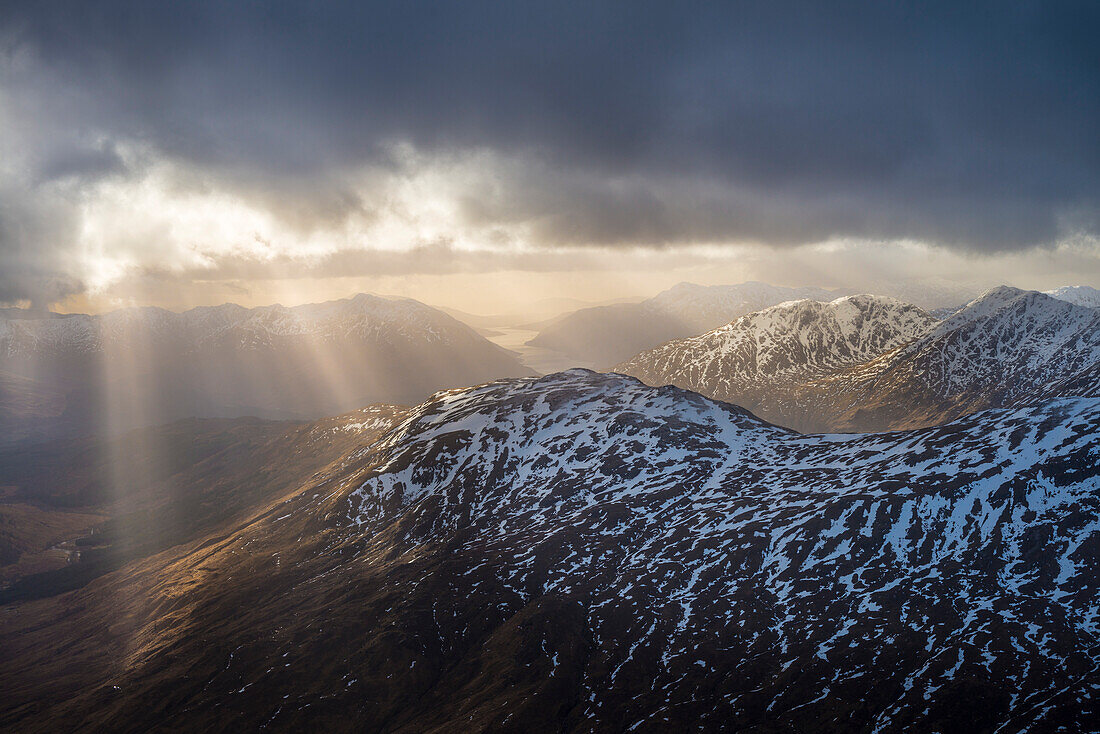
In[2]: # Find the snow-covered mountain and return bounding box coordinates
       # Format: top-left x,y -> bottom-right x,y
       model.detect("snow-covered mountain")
815,286 -> 1100,431
618,286 -> 1100,433
5,370 -> 1098,732
614,295 -> 936,428
929,284 -> 1099,320
1045,284 -> 1100,308
0,294 -> 532,442
527,281 -> 843,367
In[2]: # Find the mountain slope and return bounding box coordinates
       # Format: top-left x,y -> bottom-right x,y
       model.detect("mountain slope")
0,406 -> 405,601
3,370 -> 1098,732
527,281 -> 841,367
614,295 -> 936,428
0,294 -> 532,442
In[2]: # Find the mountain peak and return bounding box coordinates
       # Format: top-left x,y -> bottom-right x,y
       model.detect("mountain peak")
972,284 -> 1030,304
934,285 -> 1087,337
529,281 -> 847,367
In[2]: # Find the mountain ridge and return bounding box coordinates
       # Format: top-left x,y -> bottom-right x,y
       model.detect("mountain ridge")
3,370 -> 1098,732
614,294 -> 938,431
0,293 -> 533,444
1044,285 -> 1100,308
616,286 -> 1100,433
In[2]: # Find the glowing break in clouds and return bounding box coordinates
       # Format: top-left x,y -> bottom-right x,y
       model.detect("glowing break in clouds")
1,0 -> 1098,307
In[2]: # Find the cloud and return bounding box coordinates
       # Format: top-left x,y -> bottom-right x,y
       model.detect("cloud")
0,181 -> 85,306
34,141 -> 128,185
0,0 -> 1098,303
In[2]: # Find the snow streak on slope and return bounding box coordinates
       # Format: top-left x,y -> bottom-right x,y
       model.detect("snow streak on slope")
335,370 -> 1100,732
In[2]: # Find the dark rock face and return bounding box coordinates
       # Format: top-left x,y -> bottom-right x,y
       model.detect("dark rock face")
617,287 -> 1100,433
3,370 -> 1098,732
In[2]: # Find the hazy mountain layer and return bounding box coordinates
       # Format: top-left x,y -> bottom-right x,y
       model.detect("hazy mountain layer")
3,371 -> 1098,732
0,406 -> 404,600
0,294 -> 532,443
527,281 -> 841,367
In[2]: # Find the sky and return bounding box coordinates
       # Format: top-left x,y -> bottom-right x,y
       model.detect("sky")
0,0 -> 1098,314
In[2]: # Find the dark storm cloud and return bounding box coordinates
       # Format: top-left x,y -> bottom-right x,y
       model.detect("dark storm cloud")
0,0 -> 1098,301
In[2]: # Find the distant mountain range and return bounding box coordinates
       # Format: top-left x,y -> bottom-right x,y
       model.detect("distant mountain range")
616,286 -> 1100,432
3,370 -> 1098,732
0,294 -> 532,443
527,281 -> 844,367
3,283 -> 1094,441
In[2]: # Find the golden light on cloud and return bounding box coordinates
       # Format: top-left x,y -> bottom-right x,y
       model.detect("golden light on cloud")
9,135 -> 1092,317
66,146 -> 539,304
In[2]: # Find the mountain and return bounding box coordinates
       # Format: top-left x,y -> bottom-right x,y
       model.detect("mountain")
2,370 -> 1098,732
1028,361 -> 1100,403
929,283 -> 1100,321
618,287 -> 1100,433
526,281 -> 842,367
810,286 -> 1100,431
0,294 -> 533,443
858,279 -> 980,311
614,294 -> 937,429
1045,285 -> 1100,308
